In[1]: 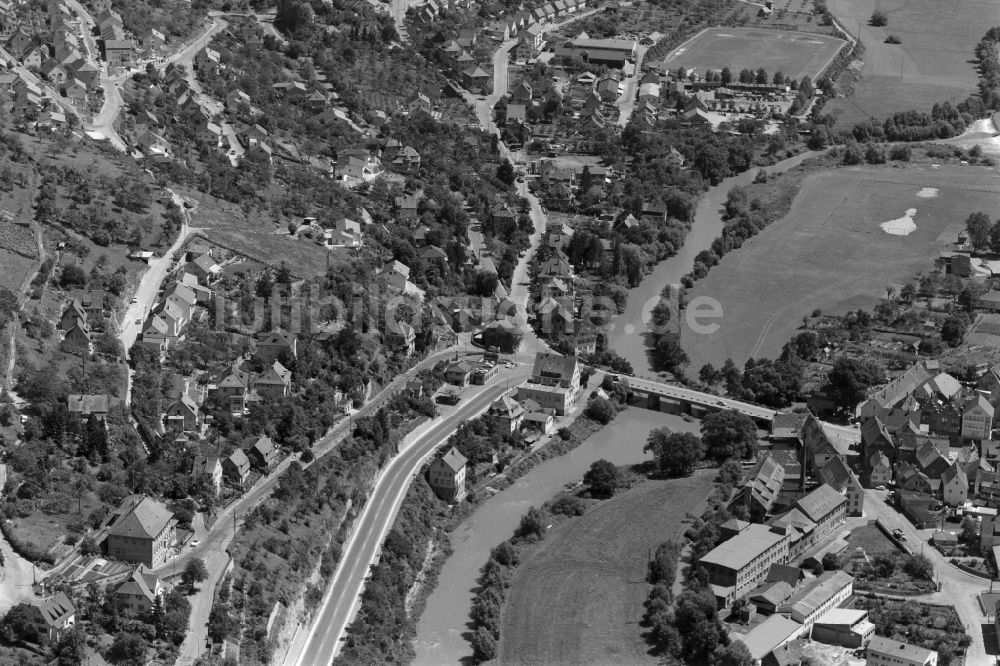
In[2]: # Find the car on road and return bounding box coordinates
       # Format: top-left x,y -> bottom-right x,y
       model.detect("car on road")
131,297 -> 138,303
875,485 -> 886,491
516,176 -> 524,183
134,318 -> 141,325
190,539 -> 200,548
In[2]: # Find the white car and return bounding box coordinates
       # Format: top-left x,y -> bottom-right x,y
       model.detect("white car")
189,539 -> 201,548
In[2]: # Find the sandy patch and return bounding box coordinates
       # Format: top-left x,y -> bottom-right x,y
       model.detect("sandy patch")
916,187 -> 938,198
880,208 -> 918,235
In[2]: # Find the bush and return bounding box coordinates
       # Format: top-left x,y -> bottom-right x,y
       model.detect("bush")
584,396 -> 616,424
583,459 -> 621,497
885,35 -> 902,44
869,9 -> 888,25
549,495 -> 586,516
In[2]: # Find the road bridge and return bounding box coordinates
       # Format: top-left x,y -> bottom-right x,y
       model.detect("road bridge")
611,374 -> 777,424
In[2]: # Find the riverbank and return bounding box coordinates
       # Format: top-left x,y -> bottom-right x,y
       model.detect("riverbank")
412,408 -> 703,664
607,150 -> 820,377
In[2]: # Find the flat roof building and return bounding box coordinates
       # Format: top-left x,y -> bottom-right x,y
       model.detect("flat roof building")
700,523 -> 789,607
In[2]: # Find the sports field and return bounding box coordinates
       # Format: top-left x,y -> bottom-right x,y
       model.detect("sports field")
681,163 -> 1000,371
824,0 -> 989,126
658,27 -> 846,81
499,472 -> 715,666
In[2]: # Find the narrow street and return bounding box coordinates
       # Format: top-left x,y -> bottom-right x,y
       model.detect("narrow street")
615,43 -> 649,127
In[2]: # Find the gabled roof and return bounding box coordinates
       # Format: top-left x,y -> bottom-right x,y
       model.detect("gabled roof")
227,448 -> 251,473
114,566 -> 163,603
33,593 -> 75,628
438,446 -> 467,473
941,461 -> 968,488
247,434 -> 276,457
258,328 -> 296,348
750,580 -> 793,606
792,484 -> 846,523
819,456 -> 852,491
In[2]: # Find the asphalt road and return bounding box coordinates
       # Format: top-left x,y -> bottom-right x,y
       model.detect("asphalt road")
862,490 -> 989,664
291,372 -> 526,665
159,348 -> 491,661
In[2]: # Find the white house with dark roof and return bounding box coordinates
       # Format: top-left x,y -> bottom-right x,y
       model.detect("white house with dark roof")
256,328 -> 297,365
516,352 -> 581,415
29,592 -> 75,642
113,565 -> 165,614
106,495 -> 177,568
222,448 -> 252,487
428,447 -> 467,502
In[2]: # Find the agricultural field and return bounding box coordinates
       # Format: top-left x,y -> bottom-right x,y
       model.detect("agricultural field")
499,471 -> 716,666
0,251 -> 36,294
173,185 -> 337,278
681,162 -> 1000,371
824,0 -> 990,126
657,27 -> 846,81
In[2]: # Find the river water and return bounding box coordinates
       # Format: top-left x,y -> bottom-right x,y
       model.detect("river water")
606,151 -> 819,377
411,408 -> 701,665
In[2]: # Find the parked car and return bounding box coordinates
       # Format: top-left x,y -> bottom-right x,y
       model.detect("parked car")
875,485 -> 886,491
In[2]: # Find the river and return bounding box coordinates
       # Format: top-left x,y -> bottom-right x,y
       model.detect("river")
411,408 -> 701,665
607,150 -> 819,377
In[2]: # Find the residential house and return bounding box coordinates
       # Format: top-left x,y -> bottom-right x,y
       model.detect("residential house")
376,260 -> 412,293
428,447 -> 467,502
386,320 -> 416,356
489,393 -> 525,433
395,193 -> 420,221
941,462 -> 969,506
164,395 -> 198,431
60,299 -> 87,332
256,360 -> 292,399
462,66 -> 491,93
222,449 -> 252,487
40,59 -> 67,84
868,451 -> 893,487
28,593 -> 75,642
517,352 -> 581,416
215,365 -> 252,413
67,394 -> 110,422
184,254 -> 220,285
962,394 -> 994,440
62,77 -> 86,104
106,495 -> 177,568
245,435 -> 279,472
143,28 -> 165,51
256,329 -> 297,365
103,39 -> 132,67
446,360 -> 472,386
736,454 -> 784,521
192,451 -> 223,496
113,566 -> 165,615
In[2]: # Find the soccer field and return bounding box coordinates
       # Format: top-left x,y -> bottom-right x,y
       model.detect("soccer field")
658,27 -> 847,81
